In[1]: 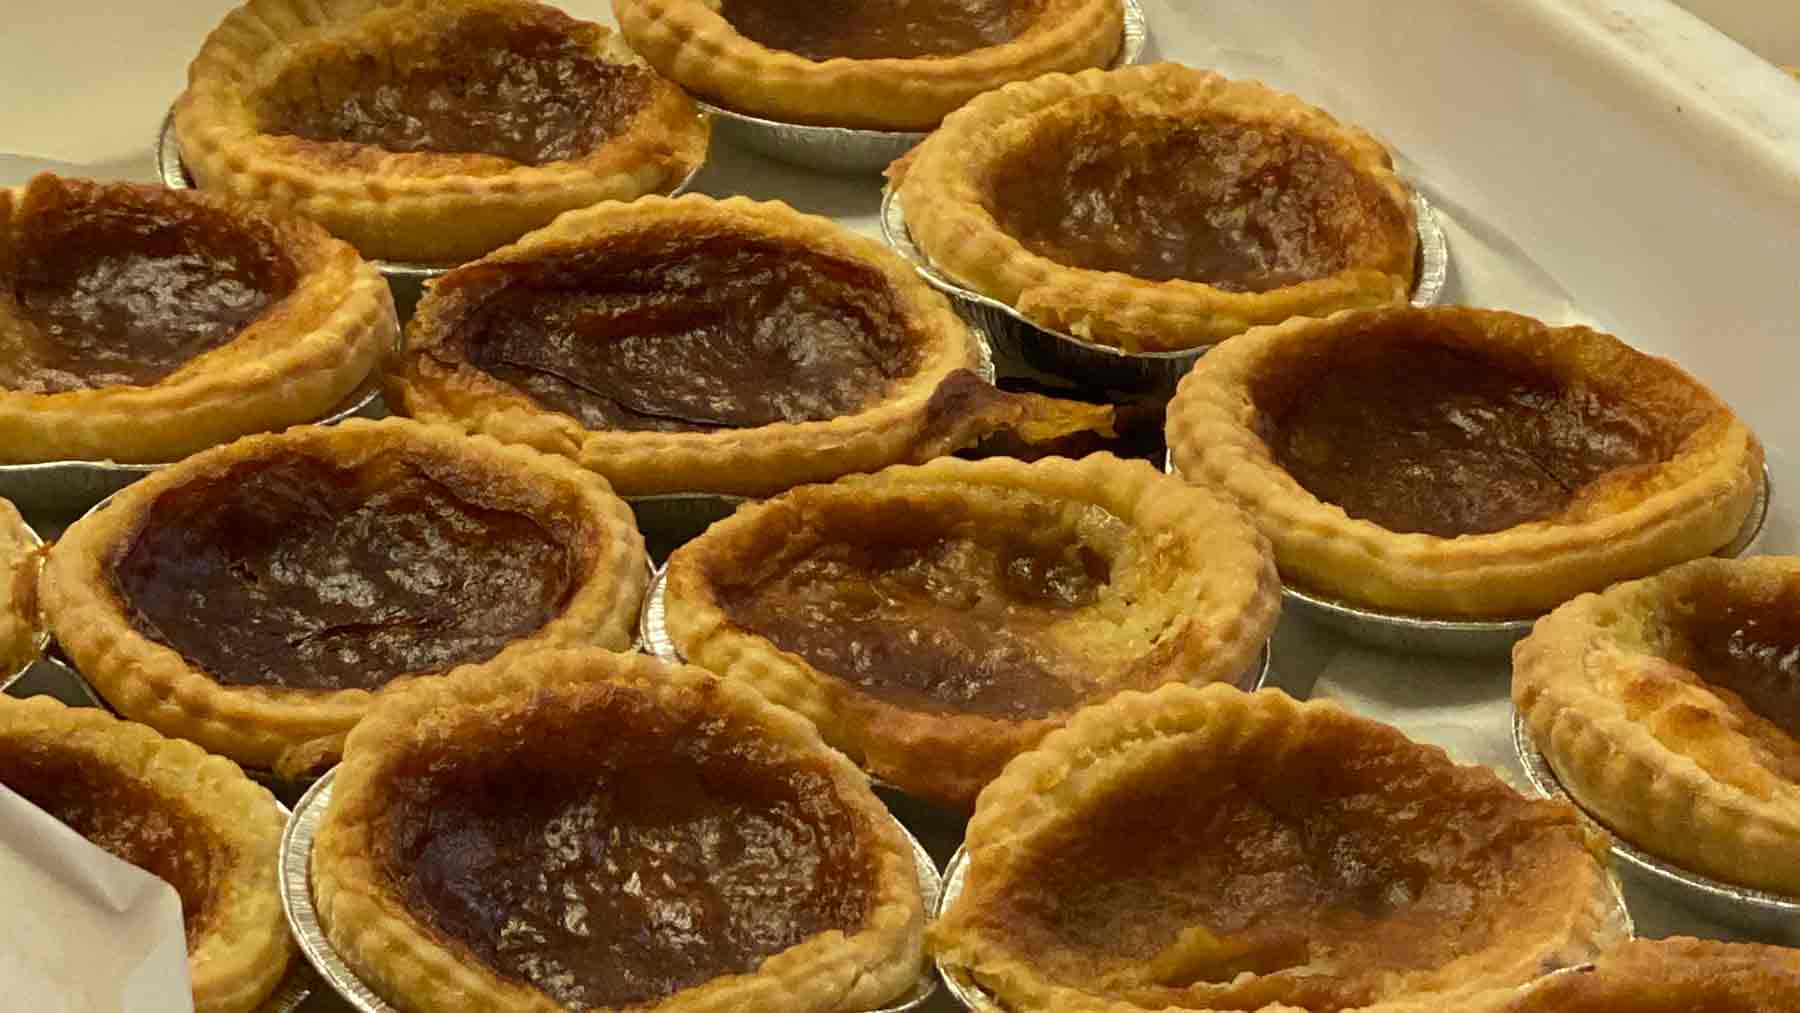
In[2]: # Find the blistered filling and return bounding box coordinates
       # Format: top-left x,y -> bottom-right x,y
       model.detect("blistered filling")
378,691 -> 874,1009
718,0 -> 1026,60
112,454 -> 576,691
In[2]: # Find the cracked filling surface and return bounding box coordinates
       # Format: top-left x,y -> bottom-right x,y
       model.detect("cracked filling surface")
112,453 -> 575,691
1260,332 -> 1665,537
1660,576 -> 1800,775
986,111 -> 1409,291
378,691 -> 875,1009
718,0 -> 1027,60
450,234 -> 918,432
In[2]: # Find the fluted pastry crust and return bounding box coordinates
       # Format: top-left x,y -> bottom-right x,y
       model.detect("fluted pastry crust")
0,498 -> 41,677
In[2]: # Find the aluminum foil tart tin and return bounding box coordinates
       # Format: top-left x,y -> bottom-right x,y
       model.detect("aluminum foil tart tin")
281,767 -> 944,1013
697,0 -> 1148,175
0,520 -> 49,693
1513,711 -> 1800,940
881,185 -> 1449,398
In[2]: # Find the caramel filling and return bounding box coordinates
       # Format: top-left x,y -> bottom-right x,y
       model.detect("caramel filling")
380,694 -> 874,1008
719,0 -> 1025,60
1,190 -> 296,393
450,235 -> 918,432
1665,577 -> 1800,778
258,11 -> 652,165
112,454 -> 576,691
717,500 -> 1105,718
1262,335 -> 1661,536
0,740 -> 218,943
987,112 -> 1407,291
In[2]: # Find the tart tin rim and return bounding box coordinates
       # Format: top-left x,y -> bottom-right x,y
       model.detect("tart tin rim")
0,517 -> 50,694
879,184 -> 1449,364
1512,709 -> 1800,918
281,766 -> 944,1013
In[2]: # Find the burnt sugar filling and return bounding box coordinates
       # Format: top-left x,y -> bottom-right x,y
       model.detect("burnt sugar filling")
451,233 -> 919,433
719,0 -> 1027,60
0,739 -> 219,943
986,111 -> 1408,291
257,10 -> 652,165
717,498 -> 1107,718
981,733 -> 1576,1010
111,453 -> 576,692
1665,576 -> 1800,751
2,189 -> 297,394
379,692 -> 874,1009
1259,328 -> 1666,537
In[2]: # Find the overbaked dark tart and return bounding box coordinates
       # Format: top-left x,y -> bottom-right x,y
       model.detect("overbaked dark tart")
893,64 -> 1418,351
39,418 -> 647,774
933,684 -> 1628,1012
614,0 -> 1123,131
388,194 -> 988,496
0,497 -> 41,677
663,454 -> 1279,809
0,174 -> 394,464
1167,306 -> 1762,618
0,695 -> 292,1013
176,0 -> 709,263
313,648 -> 926,1012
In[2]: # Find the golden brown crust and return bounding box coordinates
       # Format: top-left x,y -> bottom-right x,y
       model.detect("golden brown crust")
176,0 -> 709,263
892,64 -> 1417,352
0,175 -> 395,465
663,454 -> 1279,809
0,498 -> 42,677
613,0 -> 1123,131
0,695 -> 292,1013
1167,305 -> 1762,618
312,648 -> 926,1013
1514,555 -> 1800,896
387,194 -> 987,496
934,685 -> 1626,1013
39,418 -> 647,773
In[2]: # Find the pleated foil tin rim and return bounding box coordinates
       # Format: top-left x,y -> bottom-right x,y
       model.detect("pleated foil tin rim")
695,0 -> 1149,175
1513,711 -> 1800,934
0,520 -> 50,694
281,767 -> 944,1013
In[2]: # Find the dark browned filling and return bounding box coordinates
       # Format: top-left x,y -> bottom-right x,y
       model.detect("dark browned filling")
1665,577 -> 1800,745
379,689 -> 874,1009
1,189 -> 297,394
448,234 -> 918,433
974,734 -> 1579,1010
111,454 -> 576,692
0,739 -> 218,943
717,499 -> 1106,718
719,0 -> 1025,60
1259,331 -> 1663,537
257,10 -> 652,165
986,112 -> 1407,291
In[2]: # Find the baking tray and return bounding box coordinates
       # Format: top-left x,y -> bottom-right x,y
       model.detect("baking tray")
1513,711 -> 1800,941
696,0 -> 1149,175
281,767 -> 943,1013
880,185 -> 1448,398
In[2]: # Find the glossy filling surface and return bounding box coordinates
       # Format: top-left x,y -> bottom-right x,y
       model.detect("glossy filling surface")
717,499 -> 1107,718
969,735 -> 1586,1010
453,235 -> 918,432
719,0 -> 1025,60
380,693 -> 874,1008
112,454 -> 575,691
987,113 -> 1407,291
258,11 -> 652,164
3,194 -> 296,393
1263,337 -> 1662,536
1665,577 -> 1800,776
0,739 -> 217,941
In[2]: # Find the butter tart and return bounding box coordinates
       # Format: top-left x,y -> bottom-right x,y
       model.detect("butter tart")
1435,937 -> 1800,1013
1515,555 -> 1800,896
663,454 -> 1279,809
39,418 -> 647,775
1167,306 -> 1762,619
0,695 -> 292,1013
175,0 -> 709,263
0,174 -> 395,464
313,648 -> 926,1012
934,684 -> 1627,1012
388,194 -> 987,497
892,64 -> 1418,352
1,497 -> 41,678
614,0 -> 1123,131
